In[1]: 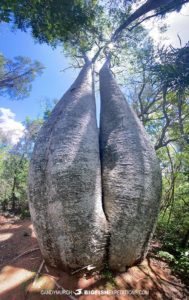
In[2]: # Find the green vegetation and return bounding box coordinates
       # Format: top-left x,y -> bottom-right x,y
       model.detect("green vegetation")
121,40 -> 189,283
0,118 -> 43,216
0,0 -> 98,45
101,265 -> 116,288
0,54 -> 43,99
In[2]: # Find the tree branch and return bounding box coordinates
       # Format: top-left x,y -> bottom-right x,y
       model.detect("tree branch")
111,0 -> 189,42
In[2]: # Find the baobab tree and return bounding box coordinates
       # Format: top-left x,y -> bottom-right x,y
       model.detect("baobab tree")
99,62 -> 161,271
29,63 -> 108,270
1,0 -> 189,271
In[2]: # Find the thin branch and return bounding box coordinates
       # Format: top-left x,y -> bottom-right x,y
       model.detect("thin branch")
12,248 -> 40,262
0,68 -> 36,88
45,264 -> 77,300
155,88 -> 171,150
60,66 -> 75,73
155,138 -> 178,150
92,46 -> 104,64
32,260 -> 45,288
128,11 -> 164,32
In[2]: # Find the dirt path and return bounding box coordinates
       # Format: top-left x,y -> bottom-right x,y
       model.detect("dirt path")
0,215 -> 188,300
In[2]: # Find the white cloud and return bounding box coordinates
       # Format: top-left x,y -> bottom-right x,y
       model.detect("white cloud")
144,3 -> 189,47
0,108 -> 25,145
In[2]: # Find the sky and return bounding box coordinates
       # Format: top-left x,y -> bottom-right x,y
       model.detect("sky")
0,24 -> 78,121
0,3 -> 189,144
145,4 -> 189,46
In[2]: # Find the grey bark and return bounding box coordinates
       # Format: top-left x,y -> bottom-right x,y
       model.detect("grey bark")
99,63 -> 162,272
28,63 -> 108,272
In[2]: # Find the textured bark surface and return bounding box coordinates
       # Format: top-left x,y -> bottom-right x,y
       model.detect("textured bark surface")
99,63 -> 162,272
28,64 -> 107,271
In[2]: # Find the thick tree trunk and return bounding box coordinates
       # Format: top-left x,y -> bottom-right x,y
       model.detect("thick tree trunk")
99,62 -> 162,272
28,63 -> 108,272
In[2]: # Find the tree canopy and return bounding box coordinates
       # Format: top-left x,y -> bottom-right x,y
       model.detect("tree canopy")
0,54 -> 43,99
0,0 -> 189,54
0,0 -> 98,45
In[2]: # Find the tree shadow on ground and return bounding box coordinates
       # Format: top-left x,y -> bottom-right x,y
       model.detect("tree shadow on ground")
0,216 -> 188,300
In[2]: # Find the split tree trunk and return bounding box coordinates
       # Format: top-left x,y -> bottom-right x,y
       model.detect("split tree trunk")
28,63 -> 108,272
99,62 -> 162,272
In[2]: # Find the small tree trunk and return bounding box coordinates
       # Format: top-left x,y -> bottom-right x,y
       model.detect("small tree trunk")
11,177 -> 17,212
2,198 -> 8,211
99,62 -> 162,271
181,228 -> 189,248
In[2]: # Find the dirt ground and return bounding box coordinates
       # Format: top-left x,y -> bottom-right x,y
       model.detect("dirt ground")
0,215 -> 188,300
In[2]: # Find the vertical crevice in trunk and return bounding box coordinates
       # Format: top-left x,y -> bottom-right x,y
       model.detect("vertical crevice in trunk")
29,63 -> 108,272
99,62 -> 162,272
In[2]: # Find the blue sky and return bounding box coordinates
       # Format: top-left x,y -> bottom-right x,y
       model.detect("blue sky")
0,23 -> 79,122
